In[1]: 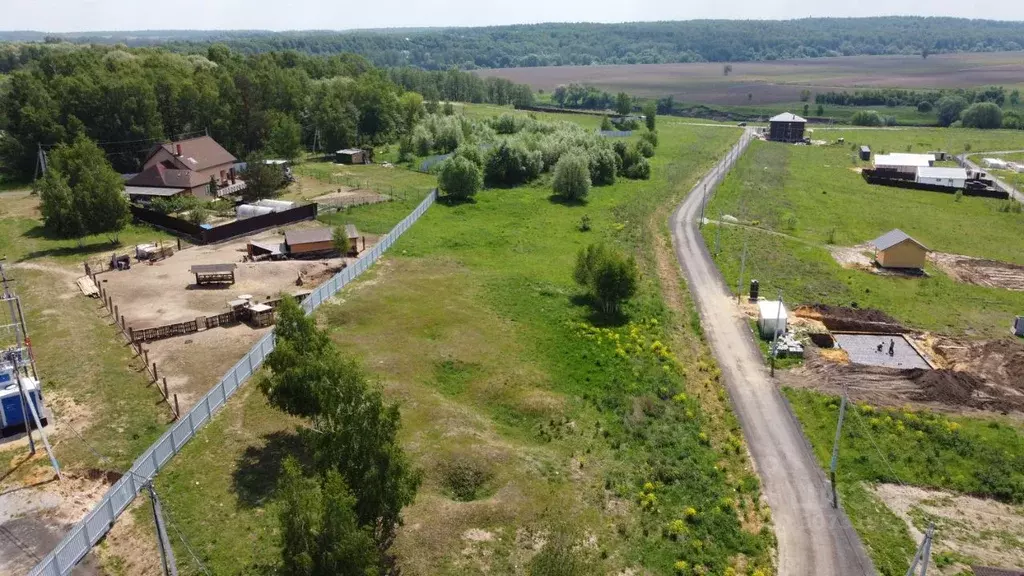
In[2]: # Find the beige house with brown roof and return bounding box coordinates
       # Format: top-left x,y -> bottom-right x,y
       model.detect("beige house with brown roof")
125,136 -> 239,201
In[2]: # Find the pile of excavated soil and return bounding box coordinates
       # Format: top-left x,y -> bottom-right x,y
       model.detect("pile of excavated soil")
794,304 -> 908,333
782,349 -> 1024,414
931,337 -> 1024,398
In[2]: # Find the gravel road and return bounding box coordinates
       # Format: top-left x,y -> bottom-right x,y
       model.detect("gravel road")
669,130 -> 876,576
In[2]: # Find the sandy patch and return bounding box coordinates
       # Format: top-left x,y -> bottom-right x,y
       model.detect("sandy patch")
873,483 -> 1024,575
929,251 -> 1024,291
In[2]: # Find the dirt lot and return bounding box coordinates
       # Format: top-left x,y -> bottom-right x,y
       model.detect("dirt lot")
873,483 -> 1024,575
929,251 -> 1024,291
98,224 -> 347,329
782,305 -> 1024,415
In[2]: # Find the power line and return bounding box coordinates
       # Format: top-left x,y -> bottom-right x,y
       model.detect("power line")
38,129 -> 207,149
848,403 -> 907,487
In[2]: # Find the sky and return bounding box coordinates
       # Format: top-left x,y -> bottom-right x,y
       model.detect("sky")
1,0 -> 1023,32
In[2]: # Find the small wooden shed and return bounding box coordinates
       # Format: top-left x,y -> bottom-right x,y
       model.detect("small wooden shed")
870,229 -> 928,270
345,224 -> 365,256
285,228 -> 335,256
859,146 -> 871,161
190,263 -> 237,285
335,148 -> 365,164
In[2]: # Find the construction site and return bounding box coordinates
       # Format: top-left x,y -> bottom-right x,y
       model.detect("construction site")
768,304 -> 1024,416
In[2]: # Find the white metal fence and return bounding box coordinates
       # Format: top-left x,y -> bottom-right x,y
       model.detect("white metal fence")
29,189 -> 438,576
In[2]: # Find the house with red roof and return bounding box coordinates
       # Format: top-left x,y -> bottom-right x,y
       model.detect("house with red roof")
125,136 -> 240,202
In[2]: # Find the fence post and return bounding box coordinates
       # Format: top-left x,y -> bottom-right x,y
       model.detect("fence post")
152,362 -> 158,381
162,377 -> 169,400
113,305 -> 119,324
174,394 -> 180,420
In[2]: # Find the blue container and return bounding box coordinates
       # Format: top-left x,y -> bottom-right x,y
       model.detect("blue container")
0,378 -> 43,430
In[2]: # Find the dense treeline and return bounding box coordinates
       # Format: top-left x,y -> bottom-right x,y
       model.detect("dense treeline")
0,44 -> 533,179
5,17 -> 1024,69
815,86 -> 1018,108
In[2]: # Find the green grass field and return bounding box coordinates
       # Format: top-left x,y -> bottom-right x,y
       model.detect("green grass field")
117,112 -> 785,575
701,135 -> 1024,337
784,388 -> 1024,576
0,192 -> 176,492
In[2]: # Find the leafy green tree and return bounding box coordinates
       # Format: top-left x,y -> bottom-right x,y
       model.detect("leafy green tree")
573,243 -> 638,314
799,89 -> 812,102
443,101 -> 455,116
803,103 -> 810,117
936,96 -> 968,127
587,148 -> 617,186
278,458 -> 380,576
552,153 -> 592,202
917,100 -> 933,113
850,111 -> 883,127
960,102 -> 1003,129
1011,89 -> 1022,108
37,135 -> 128,244
635,139 -> 655,159
640,130 -> 658,148
600,116 -> 613,131
398,92 -> 424,133
333,226 -> 355,255
438,156 -> 483,201
186,207 -> 209,226
624,157 -> 651,180
816,104 -> 825,116
723,64 -> 733,76
453,143 -> 484,168
615,92 -> 632,116
265,111 -> 304,160
483,141 -> 543,186
1002,111 -> 1023,130
642,102 -> 657,131
242,156 -> 286,202
261,297 -> 421,553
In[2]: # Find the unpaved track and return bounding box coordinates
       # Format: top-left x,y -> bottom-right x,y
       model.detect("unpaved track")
669,130 -> 876,576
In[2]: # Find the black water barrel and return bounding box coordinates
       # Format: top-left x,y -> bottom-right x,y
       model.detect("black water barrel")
749,279 -> 760,300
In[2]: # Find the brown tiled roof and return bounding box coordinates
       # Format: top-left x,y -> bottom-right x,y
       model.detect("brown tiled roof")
126,164 -> 207,189
285,228 -> 334,246
146,136 -> 237,172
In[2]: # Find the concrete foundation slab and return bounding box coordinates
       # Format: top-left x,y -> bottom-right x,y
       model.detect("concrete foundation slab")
832,333 -> 930,369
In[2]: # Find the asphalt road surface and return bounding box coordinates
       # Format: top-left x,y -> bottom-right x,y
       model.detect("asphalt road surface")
670,130 -> 876,576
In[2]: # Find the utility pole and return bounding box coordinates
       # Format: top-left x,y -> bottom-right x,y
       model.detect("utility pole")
714,211 -> 722,255
148,484 -> 179,576
770,290 -> 783,377
13,356 -> 35,454
905,523 -> 935,576
829,388 -> 848,508
699,183 -> 708,228
736,234 -> 748,303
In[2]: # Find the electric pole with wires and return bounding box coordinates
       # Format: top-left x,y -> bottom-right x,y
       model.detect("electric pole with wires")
829,387 -> 849,508
905,523 -> 935,576
148,483 -> 179,576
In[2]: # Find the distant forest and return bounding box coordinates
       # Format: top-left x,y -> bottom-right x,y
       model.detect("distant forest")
4,17 -> 1024,69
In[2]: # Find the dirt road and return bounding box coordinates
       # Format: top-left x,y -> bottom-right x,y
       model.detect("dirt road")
669,130 -> 876,576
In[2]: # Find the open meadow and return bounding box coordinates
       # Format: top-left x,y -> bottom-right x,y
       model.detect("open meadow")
91,110 -> 788,576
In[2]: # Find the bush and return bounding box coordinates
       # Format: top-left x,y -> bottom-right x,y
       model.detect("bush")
1003,111 -> 1023,130
186,207 -> 209,226
624,157 -> 651,180
573,243 -> 639,314
635,140 -> 656,158
587,147 -> 617,186
960,102 -> 1003,129
937,96 -> 968,127
850,111 -> 883,127
454,144 -> 484,168
640,130 -> 659,148
492,113 -> 524,134
484,141 -> 543,186
553,153 -> 592,202
917,100 -> 933,113
438,156 -> 483,201
412,125 -> 433,157
600,116 -> 613,131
